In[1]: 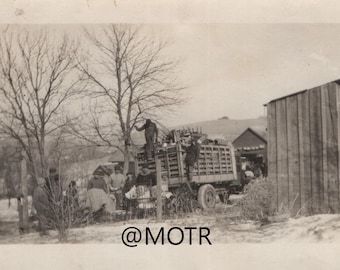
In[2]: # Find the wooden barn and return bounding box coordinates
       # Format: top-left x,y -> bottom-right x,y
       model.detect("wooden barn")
233,127 -> 267,174
267,79 -> 340,215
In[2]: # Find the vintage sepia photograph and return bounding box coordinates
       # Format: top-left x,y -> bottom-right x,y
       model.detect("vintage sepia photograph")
1,23 -> 340,246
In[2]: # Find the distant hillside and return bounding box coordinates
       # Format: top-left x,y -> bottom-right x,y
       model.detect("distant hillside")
61,117 -> 267,177
173,117 -> 267,142
131,117 -> 267,145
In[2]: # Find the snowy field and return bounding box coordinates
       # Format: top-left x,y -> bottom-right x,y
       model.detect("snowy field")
1,196 -> 340,244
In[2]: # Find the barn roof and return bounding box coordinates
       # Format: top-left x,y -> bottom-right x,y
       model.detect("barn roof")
249,126 -> 268,141
172,118 -> 267,142
64,156 -> 114,179
233,126 -> 267,144
266,89 -> 307,105
265,78 -> 340,105
93,163 -> 119,175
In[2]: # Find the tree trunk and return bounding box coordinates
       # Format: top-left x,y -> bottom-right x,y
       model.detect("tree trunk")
26,152 -> 38,186
39,140 -> 47,178
20,153 -> 29,233
123,144 -> 130,175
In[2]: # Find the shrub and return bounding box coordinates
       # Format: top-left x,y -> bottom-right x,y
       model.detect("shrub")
34,179 -> 89,242
169,184 -> 200,216
238,178 -> 276,221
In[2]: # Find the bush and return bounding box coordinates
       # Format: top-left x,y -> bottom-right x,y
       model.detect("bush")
238,178 -> 276,221
34,179 -> 90,242
169,185 -> 200,216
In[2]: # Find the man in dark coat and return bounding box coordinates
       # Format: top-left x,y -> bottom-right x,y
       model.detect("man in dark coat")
33,177 -> 52,236
123,172 -> 136,194
122,172 -> 135,210
182,138 -> 201,182
135,119 -> 159,160
66,180 -> 79,207
46,168 -> 62,203
135,163 -> 157,187
132,164 -> 157,218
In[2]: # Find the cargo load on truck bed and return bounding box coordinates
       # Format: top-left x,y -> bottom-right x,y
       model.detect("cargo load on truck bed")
136,142 -> 237,186
134,130 -> 241,209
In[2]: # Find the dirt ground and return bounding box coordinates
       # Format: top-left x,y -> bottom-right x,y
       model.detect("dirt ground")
1,195 -> 340,244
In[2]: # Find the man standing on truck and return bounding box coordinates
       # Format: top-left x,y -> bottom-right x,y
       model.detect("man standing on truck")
135,119 -> 159,160
181,137 -> 202,191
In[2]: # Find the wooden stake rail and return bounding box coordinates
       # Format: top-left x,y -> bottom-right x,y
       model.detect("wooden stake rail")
136,143 -> 236,185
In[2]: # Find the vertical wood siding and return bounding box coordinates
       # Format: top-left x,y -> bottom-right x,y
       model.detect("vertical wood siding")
268,82 -> 340,215
267,102 -> 278,209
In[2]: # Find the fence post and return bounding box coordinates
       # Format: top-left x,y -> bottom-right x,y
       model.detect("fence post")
20,150 -> 29,233
155,155 -> 162,221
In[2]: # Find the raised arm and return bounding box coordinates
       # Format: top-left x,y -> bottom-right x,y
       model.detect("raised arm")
135,124 -> 146,132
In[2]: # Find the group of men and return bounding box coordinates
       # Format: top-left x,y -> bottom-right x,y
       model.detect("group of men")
86,163 -> 159,216
32,118 -> 203,234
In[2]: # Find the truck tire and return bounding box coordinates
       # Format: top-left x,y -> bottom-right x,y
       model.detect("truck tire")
198,184 -> 216,210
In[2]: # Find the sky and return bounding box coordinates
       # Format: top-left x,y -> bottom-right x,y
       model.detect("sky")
76,24 -> 340,126
4,23 -> 340,127
3,2 -> 340,126
145,24 -> 340,125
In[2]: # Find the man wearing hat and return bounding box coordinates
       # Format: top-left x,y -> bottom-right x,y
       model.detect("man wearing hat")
46,167 -> 62,202
110,165 -> 125,210
181,137 -> 202,183
33,177 -> 52,236
122,171 -> 136,210
135,163 -> 157,188
135,119 -> 159,160
132,164 -> 157,218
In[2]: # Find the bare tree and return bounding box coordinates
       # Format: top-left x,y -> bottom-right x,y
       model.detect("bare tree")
71,25 -> 185,173
0,26 -> 84,181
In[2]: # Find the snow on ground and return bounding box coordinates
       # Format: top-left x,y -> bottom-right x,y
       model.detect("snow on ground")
1,196 -> 340,244
0,197 -> 33,222
0,198 -> 19,222
2,213 -> 340,244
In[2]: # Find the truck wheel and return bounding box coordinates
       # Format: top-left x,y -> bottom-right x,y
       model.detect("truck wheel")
198,184 -> 216,210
